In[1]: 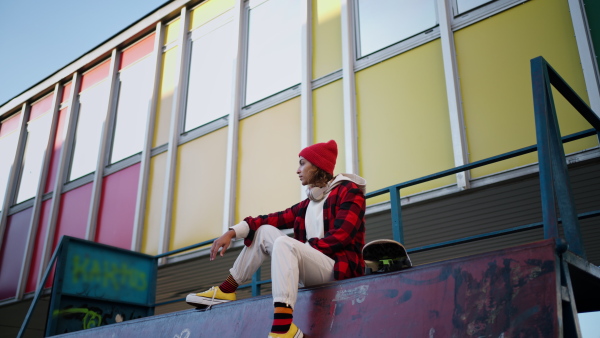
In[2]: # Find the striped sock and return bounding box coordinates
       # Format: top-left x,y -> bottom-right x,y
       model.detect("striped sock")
271,302 -> 293,334
218,275 -> 238,294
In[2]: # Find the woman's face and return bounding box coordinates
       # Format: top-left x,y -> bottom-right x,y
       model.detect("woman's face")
297,156 -> 317,186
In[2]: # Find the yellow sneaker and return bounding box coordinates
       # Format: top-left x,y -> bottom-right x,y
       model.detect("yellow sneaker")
268,323 -> 304,338
186,286 -> 236,307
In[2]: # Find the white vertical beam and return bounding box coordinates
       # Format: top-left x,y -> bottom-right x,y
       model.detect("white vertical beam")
37,73 -> 80,287
222,0 -> 245,232
131,22 -> 165,252
438,0 -> 471,190
0,103 -> 29,253
16,84 -> 62,300
159,7 -> 190,258
340,0 -> 359,174
85,49 -> 120,241
567,0 -> 600,115
300,0 -> 313,149
300,0 -> 313,198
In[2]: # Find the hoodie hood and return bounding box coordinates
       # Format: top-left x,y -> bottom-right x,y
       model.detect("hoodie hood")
306,173 -> 367,202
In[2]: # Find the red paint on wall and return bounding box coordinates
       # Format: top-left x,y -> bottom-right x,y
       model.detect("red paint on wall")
29,94 -> 54,121
0,208 -> 33,300
25,199 -> 53,293
79,60 -> 111,93
120,33 -> 155,70
44,108 -> 68,194
95,163 -> 140,249
60,82 -> 72,104
0,113 -> 21,137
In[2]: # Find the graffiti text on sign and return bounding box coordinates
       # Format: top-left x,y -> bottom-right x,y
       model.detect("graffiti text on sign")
71,255 -> 148,291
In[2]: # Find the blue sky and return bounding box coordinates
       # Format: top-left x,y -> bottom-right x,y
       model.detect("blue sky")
0,0 -> 169,106
1,1 -> 599,336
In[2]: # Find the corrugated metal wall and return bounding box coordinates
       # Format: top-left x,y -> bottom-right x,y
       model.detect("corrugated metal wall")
155,157 -> 600,314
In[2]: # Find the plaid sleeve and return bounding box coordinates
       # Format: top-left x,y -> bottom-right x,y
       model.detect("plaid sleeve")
242,202 -> 302,246
308,181 -> 366,255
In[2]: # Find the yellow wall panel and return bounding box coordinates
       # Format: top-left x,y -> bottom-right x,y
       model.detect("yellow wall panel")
356,39 -> 455,204
164,18 -> 181,45
455,0 -> 596,178
312,0 -> 342,79
313,79 -> 345,173
170,127 -> 228,250
237,97 -> 301,222
153,47 -> 178,147
142,152 -> 167,255
190,0 -> 234,30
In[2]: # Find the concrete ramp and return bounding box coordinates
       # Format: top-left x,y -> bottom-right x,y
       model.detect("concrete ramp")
56,239 -> 560,337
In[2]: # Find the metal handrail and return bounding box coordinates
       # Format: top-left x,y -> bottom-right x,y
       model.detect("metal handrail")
20,57 -> 600,334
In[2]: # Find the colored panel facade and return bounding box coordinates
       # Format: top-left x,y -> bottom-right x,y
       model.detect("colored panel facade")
313,80 -> 345,173
60,82 -> 72,104
312,0 -> 342,79
171,127 -> 228,250
236,98 -> 301,222
54,183 -> 93,247
79,60 -> 111,93
164,18 -> 181,45
25,199 -> 52,293
120,33 -> 155,71
44,108 -> 68,194
153,46 -> 179,148
189,0 -> 234,30
96,163 -> 141,249
455,0 -> 597,178
0,113 -> 21,211
28,95 -> 53,121
142,152 -> 167,255
0,208 -> 32,300
15,98 -> 54,203
356,40 -> 455,203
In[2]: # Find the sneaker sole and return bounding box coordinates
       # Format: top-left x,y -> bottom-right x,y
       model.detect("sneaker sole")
185,294 -> 232,307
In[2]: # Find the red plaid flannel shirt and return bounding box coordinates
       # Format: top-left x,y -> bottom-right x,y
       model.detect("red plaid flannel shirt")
243,180 -> 366,280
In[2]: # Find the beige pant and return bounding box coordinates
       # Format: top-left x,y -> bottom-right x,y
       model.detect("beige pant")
229,225 -> 335,309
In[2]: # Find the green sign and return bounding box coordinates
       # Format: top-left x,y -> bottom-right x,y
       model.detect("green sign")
47,236 -> 156,336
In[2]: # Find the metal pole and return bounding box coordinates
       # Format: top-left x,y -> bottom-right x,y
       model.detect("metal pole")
390,186 -> 404,243
531,57 -> 559,240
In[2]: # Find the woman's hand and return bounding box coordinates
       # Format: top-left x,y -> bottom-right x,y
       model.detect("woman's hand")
210,229 -> 236,261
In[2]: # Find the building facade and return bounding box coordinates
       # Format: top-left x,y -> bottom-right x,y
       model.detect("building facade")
0,0 -> 599,332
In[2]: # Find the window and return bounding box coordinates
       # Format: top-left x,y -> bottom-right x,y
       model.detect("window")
184,12 -> 236,132
15,99 -> 54,203
456,0 -> 495,14
356,0 -> 438,57
0,114 -> 21,210
245,0 -> 301,105
110,55 -> 154,164
69,79 -> 110,181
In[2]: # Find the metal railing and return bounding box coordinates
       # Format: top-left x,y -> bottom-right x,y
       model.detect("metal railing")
155,57 -> 600,304
19,56 -> 600,334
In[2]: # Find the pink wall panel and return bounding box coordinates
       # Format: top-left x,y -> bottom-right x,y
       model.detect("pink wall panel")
79,59 -> 110,92
60,82 -> 72,104
53,182 -> 92,248
29,94 -> 54,121
44,108 -> 68,194
0,208 -> 32,300
96,163 -> 140,249
25,199 -> 52,293
0,113 -> 21,137
120,33 -> 155,70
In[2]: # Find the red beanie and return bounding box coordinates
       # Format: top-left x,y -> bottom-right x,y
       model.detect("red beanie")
299,140 -> 338,175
